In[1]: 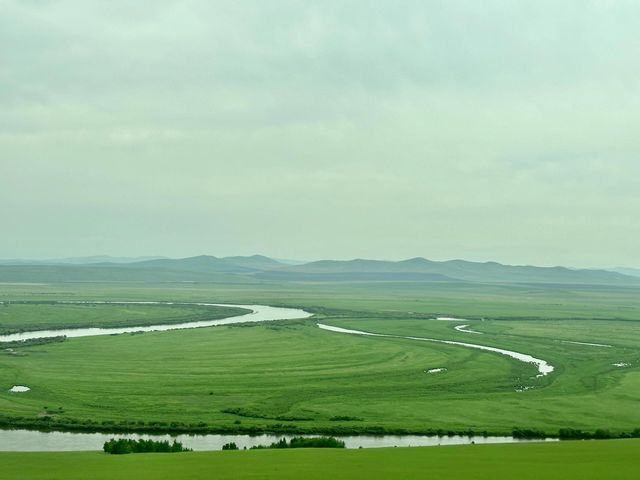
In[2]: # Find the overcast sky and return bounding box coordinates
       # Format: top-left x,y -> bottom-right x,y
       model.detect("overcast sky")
2,1 -> 639,267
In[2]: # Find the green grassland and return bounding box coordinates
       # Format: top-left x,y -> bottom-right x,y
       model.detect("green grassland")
0,303 -> 249,334
2,439 -> 639,480
3,280 -> 640,320
1,280 -> 640,436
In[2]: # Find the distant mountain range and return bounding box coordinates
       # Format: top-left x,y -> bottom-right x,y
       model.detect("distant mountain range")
608,267 -> 640,278
0,255 -> 638,286
254,257 -> 639,285
118,255 -> 284,273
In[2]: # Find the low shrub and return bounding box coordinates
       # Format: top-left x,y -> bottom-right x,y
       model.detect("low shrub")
249,436 -> 345,450
103,438 -> 191,455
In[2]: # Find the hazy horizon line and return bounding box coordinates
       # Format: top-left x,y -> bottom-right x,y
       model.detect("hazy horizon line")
0,253 -> 637,271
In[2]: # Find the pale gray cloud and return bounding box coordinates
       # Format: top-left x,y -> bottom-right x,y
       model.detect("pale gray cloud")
1,0 -> 639,267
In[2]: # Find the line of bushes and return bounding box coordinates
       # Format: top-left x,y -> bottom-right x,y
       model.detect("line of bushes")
1,336 -> 67,347
4,414 -> 640,441
103,438 -> 191,454
0,415 -> 490,436
255,436 -> 346,449
512,427 -> 640,440
558,428 -> 640,440
512,428 -> 548,439
223,436 -> 345,450
0,415 -> 495,437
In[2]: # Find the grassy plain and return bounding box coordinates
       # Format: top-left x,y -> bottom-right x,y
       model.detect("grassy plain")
2,280 -> 640,320
1,280 -> 639,435
2,439 -> 639,480
0,303 -> 248,334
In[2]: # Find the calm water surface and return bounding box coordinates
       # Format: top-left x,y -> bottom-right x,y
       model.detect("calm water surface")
0,429 -> 557,451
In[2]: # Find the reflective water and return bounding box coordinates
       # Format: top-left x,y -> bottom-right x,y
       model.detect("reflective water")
0,429 -> 556,451
0,302 -> 313,342
8,386 -> 30,393
454,324 -> 482,334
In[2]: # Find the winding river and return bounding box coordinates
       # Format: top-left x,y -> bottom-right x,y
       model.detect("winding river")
0,302 -> 312,343
1,302 -> 557,450
317,323 -> 554,376
0,303 -> 554,379
454,324 -> 483,334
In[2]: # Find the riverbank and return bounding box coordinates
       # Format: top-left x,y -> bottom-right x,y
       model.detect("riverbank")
4,419 -> 639,452
0,415 -> 511,437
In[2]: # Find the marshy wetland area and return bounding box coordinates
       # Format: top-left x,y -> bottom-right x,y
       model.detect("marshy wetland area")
1,279 -> 640,479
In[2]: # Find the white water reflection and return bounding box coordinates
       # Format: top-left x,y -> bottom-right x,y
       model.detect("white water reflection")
454,324 -> 482,334
8,386 -> 30,393
318,323 -> 554,376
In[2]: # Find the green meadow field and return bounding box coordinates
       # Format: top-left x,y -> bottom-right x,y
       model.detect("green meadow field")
1,281 -> 640,436
2,439 -> 639,480
0,302 -> 248,334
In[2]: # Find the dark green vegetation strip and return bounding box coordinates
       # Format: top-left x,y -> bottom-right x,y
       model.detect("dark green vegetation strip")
223,436 -> 345,450
2,439 -> 639,480
104,438 -> 191,454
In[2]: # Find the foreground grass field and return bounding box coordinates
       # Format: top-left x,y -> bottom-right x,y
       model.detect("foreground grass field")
1,281 -> 639,435
2,439 -> 639,480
